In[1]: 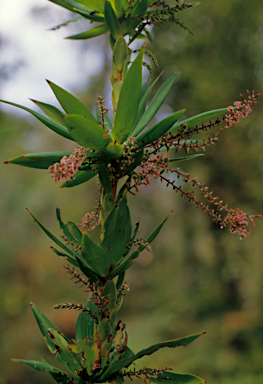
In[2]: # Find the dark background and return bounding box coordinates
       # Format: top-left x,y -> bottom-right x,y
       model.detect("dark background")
0,1 -> 263,383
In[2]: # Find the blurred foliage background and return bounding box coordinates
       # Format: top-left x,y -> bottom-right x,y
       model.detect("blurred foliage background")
0,1 -> 263,384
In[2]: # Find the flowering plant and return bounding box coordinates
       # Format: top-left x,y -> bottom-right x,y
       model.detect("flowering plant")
1,1 -> 260,383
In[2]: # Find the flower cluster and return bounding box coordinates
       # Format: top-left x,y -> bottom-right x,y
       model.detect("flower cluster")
221,208 -> 261,239
158,168 -> 261,239
224,90 -> 259,128
78,211 -> 100,232
48,146 -> 87,183
128,153 -> 170,195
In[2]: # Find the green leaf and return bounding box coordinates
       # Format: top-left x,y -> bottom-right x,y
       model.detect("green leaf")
49,16 -> 85,31
130,74 -> 162,135
50,246 -> 79,267
76,294 -> 97,342
125,149 -> 144,175
48,329 -> 82,374
67,221 -> 83,244
0,100 -> 73,140
60,168 -> 99,188
136,110 -> 185,149
49,0 -> 93,13
31,99 -> 66,126
104,1 -> 121,40
115,0 -> 129,17
47,80 -> 94,118
170,108 -> 228,134
148,371 -> 206,384
132,71 -> 181,137
76,258 -> 103,285
5,152 -> 71,169
66,23 -> 109,40
99,164 -> 112,193
109,212 -> 171,279
74,0 -> 106,13
99,333 -> 204,381
31,303 -> 70,355
116,272 -> 125,290
81,232 -> 110,277
113,49 -> 144,143
12,359 -> 78,382
101,194 -> 132,269
27,209 -> 78,258
64,114 -> 112,150
56,208 -> 81,245
130,0 -> 148,16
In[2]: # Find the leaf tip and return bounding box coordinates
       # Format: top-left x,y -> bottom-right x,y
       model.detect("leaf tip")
30,98 -> 36,103
30,301 -> 34,307
11,359 -> 19,363
3,160 -> 8,164
45,79 -> 51,85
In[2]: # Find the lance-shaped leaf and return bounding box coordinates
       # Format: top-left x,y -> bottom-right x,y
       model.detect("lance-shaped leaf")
49,0 -> 93,13
31,303 -> 70,356
68,339 -> 95,376
130,0 -> 148,17
109,212 -> 171,279
97,318 -> 112,347
31,99 -> 66,126
99,163 -> 113,193
5,152 -> 71,169
47,80 -> 94,118
75,298 -> 97,343
76,258 -> 103,286
60,168 -> 99,188
131,74 -> 162,134
64,114 -> 112,150
51,246 -> 79,267
113,49 -> 144,143
99,333 -> 204,381
132,71 -> 181,137
136,110 -> 185,149
27,209 -> 80,259
148,371 -> 206,384
101,195 -> 132,268
125,149 -> 144,175
115,0 -> 129,17
0,100 -> 73,140
12,359 -> 78,382
49,16 -> 85,31
104,1 -> 121,40
170,108 -> 228,134
56,208 -> 82,246
48,329 -> 82,374
67,23 -> 109,40
74,0 -> 105,13
81,232 -> 110,277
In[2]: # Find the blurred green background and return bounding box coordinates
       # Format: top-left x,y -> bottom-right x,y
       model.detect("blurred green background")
1,1 -> 263,384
